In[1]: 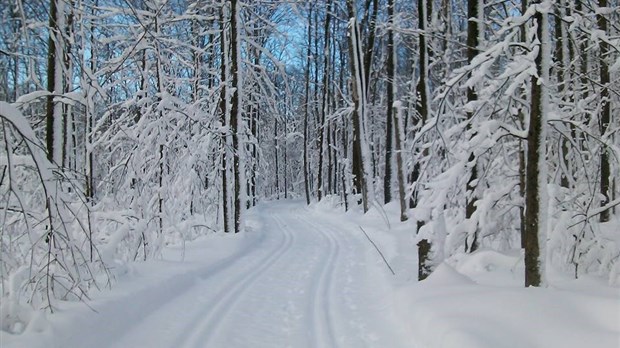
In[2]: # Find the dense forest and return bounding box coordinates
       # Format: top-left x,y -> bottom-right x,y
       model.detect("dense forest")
1,0 -> 619,328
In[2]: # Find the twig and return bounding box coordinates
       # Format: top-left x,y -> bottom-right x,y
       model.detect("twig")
358,226 -> 395,276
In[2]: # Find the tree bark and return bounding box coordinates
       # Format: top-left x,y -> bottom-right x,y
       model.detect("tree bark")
230,0 -> 241,233
383,0 -> 395,204
597,0 -> 611,223
393,103 -> 407,222
303,7 -> 312,206
415,0 -> 432,280
219,5 -> 229,233
347,1 -> 370,213
275,119 -> 280,199
465,0 -> 480,253
46,0 -> 62,163
524,3 -> 548,287
518,0 -> 528,250
317,0 -> 332,201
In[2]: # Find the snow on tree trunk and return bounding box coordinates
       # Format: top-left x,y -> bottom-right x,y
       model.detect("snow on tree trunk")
597,0 -> 611,223
393,102 -> 408,222
46,0 -> 64,164
465,0 -> 480,253
317,0 -> 332,201
219,3 -> 231,233
347,1 -> 375,213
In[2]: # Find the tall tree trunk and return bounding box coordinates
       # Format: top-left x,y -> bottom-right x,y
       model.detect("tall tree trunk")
275,119 -> 280,199
317,0 -> 332,201
327,122 -> 333,195
415,0 -> 432,280
517,0 -> 528,250
303,7 -> 312,206
230,0 -> 242,233
62,0 -> 75,170
524,2 -> 549,287
10,2 -> 20,102
341,117 -> 350,212
46,0 -> 63,163
386,0 -> 406,221
154,14 -> 165,238
383,0 -> 395,204
465,0 -> 481,253
597,0 -> 611,222
339,41 -> 349,211
555,2 -> 571,190
284,115 -> 288,199
347,0 -> 372,212
250,100 -> 258,207
219,6 -> 229,233
363,0 -> 378,95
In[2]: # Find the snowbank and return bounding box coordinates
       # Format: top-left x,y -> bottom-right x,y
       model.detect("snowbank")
393,257 -> 620,348
315,197 -> 620,348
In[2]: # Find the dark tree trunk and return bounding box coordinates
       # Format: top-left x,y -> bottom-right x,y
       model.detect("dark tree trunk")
518,0 -> 528,250
46,0 -> 60,162
597,0 -> 611,223
415,0 -> 432,280
465,0 -> 480,253
250,100 -> 258,207
417,239 -> 431,281
275,119 -> 280,199
62,1 -> 75,169
363,0 -> 378,95
524,4 -> 546,288
383,0 -> 394,204
303,7 -> 312,205
230,0 -> 241,233
219,6 -> 229,233
341,117 -> 350,212
284,115 -> 288,199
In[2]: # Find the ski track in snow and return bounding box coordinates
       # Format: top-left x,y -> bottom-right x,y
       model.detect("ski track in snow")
14,201 -> 411,348
301,212 -> 339,348
179,213 -> 296,348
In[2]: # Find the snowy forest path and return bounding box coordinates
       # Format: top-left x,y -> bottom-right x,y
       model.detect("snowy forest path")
21,200 -> 412,348
172,200 -> 411,348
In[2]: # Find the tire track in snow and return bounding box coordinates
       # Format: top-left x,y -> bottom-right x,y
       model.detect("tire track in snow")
292,210 -> 341,348
179,213 -> 295,348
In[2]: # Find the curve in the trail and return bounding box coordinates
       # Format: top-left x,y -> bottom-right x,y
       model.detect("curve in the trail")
81,201 -> 412,348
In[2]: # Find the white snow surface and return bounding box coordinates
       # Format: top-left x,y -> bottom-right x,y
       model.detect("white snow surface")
1,200 -> 409,348
2,199 -> 619,348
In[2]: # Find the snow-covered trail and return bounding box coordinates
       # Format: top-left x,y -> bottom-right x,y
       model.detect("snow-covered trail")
15,200 -> 411,348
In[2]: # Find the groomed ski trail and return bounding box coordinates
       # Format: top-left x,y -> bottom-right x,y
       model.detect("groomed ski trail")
41,201 -> 412,348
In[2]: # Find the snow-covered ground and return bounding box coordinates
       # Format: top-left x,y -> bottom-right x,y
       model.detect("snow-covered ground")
1,199 -> 619,348
322,199 -> 620,348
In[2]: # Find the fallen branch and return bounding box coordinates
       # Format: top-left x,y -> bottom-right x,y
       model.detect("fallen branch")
358,226 -> 395,276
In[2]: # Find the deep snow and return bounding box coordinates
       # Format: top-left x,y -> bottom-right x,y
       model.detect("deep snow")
1,199 -> 618,348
